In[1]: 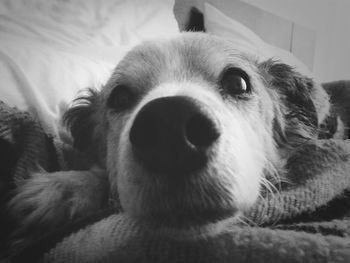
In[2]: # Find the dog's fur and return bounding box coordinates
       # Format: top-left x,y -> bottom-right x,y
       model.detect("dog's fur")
6,33 -> 347,248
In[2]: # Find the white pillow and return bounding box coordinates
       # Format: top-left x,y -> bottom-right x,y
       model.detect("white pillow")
204,3 -> 313,77
0,0 -> 179,135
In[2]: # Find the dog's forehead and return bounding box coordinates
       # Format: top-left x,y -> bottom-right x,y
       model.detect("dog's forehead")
103,33 -> 257,94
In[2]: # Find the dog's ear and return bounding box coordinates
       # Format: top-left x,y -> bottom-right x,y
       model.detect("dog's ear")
258,59 -> 330,146
63,89 -> 105,162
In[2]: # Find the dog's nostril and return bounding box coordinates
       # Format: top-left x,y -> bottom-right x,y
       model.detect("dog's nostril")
185,114 -> 220,148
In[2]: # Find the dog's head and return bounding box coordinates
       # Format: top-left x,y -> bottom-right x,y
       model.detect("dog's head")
64,33 -> 329,226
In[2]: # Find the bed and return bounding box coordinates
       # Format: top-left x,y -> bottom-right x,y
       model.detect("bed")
1,0 -> 350,262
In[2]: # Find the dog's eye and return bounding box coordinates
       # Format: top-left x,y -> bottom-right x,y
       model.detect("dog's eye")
221,68 -> 251,97
107,85 -> 135,111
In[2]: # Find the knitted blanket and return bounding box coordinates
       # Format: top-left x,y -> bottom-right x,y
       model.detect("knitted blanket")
1,93 -> 350,262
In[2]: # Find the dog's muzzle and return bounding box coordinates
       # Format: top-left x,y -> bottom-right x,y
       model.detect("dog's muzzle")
129,96 -> 221,174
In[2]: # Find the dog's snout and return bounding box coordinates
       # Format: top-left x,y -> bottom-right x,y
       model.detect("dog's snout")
129,96 -> 220,174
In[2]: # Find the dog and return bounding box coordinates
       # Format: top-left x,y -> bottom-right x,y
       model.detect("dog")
7,32 -> 347,248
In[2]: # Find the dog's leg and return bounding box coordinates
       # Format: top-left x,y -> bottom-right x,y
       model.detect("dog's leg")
7,167 -> 109,244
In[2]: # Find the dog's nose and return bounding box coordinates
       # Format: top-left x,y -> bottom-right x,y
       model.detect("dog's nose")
129,96 -> 220,174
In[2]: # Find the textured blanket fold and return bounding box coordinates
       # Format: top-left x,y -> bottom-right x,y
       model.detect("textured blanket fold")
0,91 -> 350,262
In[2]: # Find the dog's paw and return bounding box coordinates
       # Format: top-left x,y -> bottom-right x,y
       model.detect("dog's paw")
7,168 -> 108,238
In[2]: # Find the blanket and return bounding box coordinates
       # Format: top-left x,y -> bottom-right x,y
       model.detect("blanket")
1,82 -> 350,263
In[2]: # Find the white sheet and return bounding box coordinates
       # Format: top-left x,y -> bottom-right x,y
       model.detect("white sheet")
0,0 -> 179,134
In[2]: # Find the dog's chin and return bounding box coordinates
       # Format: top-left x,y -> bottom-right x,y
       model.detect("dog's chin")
117,164 -> 242,228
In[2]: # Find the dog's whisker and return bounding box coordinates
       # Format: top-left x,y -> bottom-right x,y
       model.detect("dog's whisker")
236,214 -> 257,227
257,176 -> 285,225
260,177 -> 279,196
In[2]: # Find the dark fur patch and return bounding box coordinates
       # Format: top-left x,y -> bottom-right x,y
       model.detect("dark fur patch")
185,7 -> 205,32
259,59 -> 318,147
63,89 -> 105,163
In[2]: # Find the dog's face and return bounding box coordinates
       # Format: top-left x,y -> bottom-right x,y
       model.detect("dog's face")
65,33 -> 329,226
